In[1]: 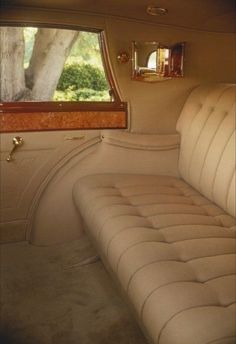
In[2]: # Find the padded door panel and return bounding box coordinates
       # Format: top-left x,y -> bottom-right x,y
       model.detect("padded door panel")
0,130 -> 100,243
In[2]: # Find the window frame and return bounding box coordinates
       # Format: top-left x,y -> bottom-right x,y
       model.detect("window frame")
0,22 -> 123,113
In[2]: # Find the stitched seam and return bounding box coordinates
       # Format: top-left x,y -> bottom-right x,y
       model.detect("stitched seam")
140,280 -> 197,320
185,87 -> 233,181
108,234 -> 236,260
227,301 -> 236,307
106,226 -> 163,257
116,240 -> 171,273
198,109 -> 233,191
222,164 -> 235,210
97,214 -> 151,239
115,223 -> 229,233
149,212 -> 218,219
202,272 -> 236,283
121,184 -> 180,189
151,221 -> 219,230
161,224 -> 232,231
125,253 -> 235,293
86,186 -> 118,190
97,214 -> 146,239
83,193 -> 121,202
183,193 -> 224,225
148,212 -> 210,219
141,277 -> 236,321
171,236 -> 236,243
134,200 -> 193,206
180,105 -> 204,144
173,183 -> 205,205
188,252 -> 236,263
90,203 -> 132,237
143,210 -> 206,216
127,195 -> 192,202
140,273 -> 236,322
187,107 -> 217,180
180,95 -> 209,147
117,183 -> 176,189
101,215 -> 232,244
139,202 -> 206,210
120,190 -> 182,197
211,131 -> 234,200
225,169 -> 235,211
89,202 -> 130,225
204,273 -> 236,284
107,225 -> 235,259
214,214 -> 234,219
126,258 -> 182,293
157,305 -> 231,344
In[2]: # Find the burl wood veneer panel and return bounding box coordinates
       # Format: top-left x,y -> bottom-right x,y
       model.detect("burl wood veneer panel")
0,111 -> 127,132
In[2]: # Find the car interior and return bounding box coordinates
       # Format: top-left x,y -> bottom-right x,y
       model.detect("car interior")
0,1 -> 235,344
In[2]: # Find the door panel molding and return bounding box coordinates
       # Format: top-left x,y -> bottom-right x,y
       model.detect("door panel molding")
0,130 -> 101,243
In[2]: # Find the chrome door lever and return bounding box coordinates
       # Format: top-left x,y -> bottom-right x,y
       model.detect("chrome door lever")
6,136 -> 24,162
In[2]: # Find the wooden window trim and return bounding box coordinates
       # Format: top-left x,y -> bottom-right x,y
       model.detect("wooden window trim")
0,108 -> 128,133
0,23 -> 124,115
0,101 -> 126,113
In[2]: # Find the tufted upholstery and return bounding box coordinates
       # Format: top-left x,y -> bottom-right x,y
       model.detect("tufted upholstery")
74,174 -> 236,344
177,84 -> 236,217
73,84 -> 236,344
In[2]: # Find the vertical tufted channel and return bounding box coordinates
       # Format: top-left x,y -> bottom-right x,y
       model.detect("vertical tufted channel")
176,84 -> 236,217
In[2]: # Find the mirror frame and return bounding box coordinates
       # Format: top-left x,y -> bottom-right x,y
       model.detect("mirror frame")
131,41 -> 185,82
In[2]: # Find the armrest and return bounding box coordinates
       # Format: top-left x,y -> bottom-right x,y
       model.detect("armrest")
101,131 -> 180,151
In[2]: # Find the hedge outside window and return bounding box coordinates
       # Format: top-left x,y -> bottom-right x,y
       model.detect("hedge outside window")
0,27 -> 112,102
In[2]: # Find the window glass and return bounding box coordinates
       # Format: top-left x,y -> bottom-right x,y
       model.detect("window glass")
0,27 -> 111,102
147,51 -> 157,69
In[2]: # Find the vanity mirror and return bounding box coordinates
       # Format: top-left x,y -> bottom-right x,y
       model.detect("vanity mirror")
132,41 -> 185,82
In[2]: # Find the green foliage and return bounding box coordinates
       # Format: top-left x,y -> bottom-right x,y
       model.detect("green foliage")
69,31 -> 103,68
55,63 -> 110,101
54,88 -> 110,101
57,63 -> 108,92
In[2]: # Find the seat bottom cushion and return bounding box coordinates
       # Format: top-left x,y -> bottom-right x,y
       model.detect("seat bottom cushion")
73,174 -> 236,344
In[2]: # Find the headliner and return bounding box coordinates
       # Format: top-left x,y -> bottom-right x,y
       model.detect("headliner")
1,0 -> 236,33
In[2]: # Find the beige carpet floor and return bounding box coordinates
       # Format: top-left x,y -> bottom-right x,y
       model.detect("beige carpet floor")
0,235 -> 147,344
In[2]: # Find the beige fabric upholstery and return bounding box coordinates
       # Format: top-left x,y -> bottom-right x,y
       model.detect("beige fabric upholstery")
73,84 -> 236,344
73,174 -> 236,344
176,84 -> 236,217
101,131 -> 180,151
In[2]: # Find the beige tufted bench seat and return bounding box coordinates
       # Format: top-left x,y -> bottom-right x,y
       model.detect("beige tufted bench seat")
73,84 -> 236,344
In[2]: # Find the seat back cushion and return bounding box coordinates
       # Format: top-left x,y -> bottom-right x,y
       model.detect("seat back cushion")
176,84 -> 235,217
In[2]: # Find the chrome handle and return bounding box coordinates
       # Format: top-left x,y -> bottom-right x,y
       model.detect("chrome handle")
6,136 -> 24,162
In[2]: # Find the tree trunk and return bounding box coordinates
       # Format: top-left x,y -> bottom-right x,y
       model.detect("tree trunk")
25,28 -> 79,100
0,27 -> 79,101
0,27 -> 29,101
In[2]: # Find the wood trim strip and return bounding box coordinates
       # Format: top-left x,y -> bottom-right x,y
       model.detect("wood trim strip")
99,32 -> 121,102
0,110 -> 128,132
0,101 -> 127,113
